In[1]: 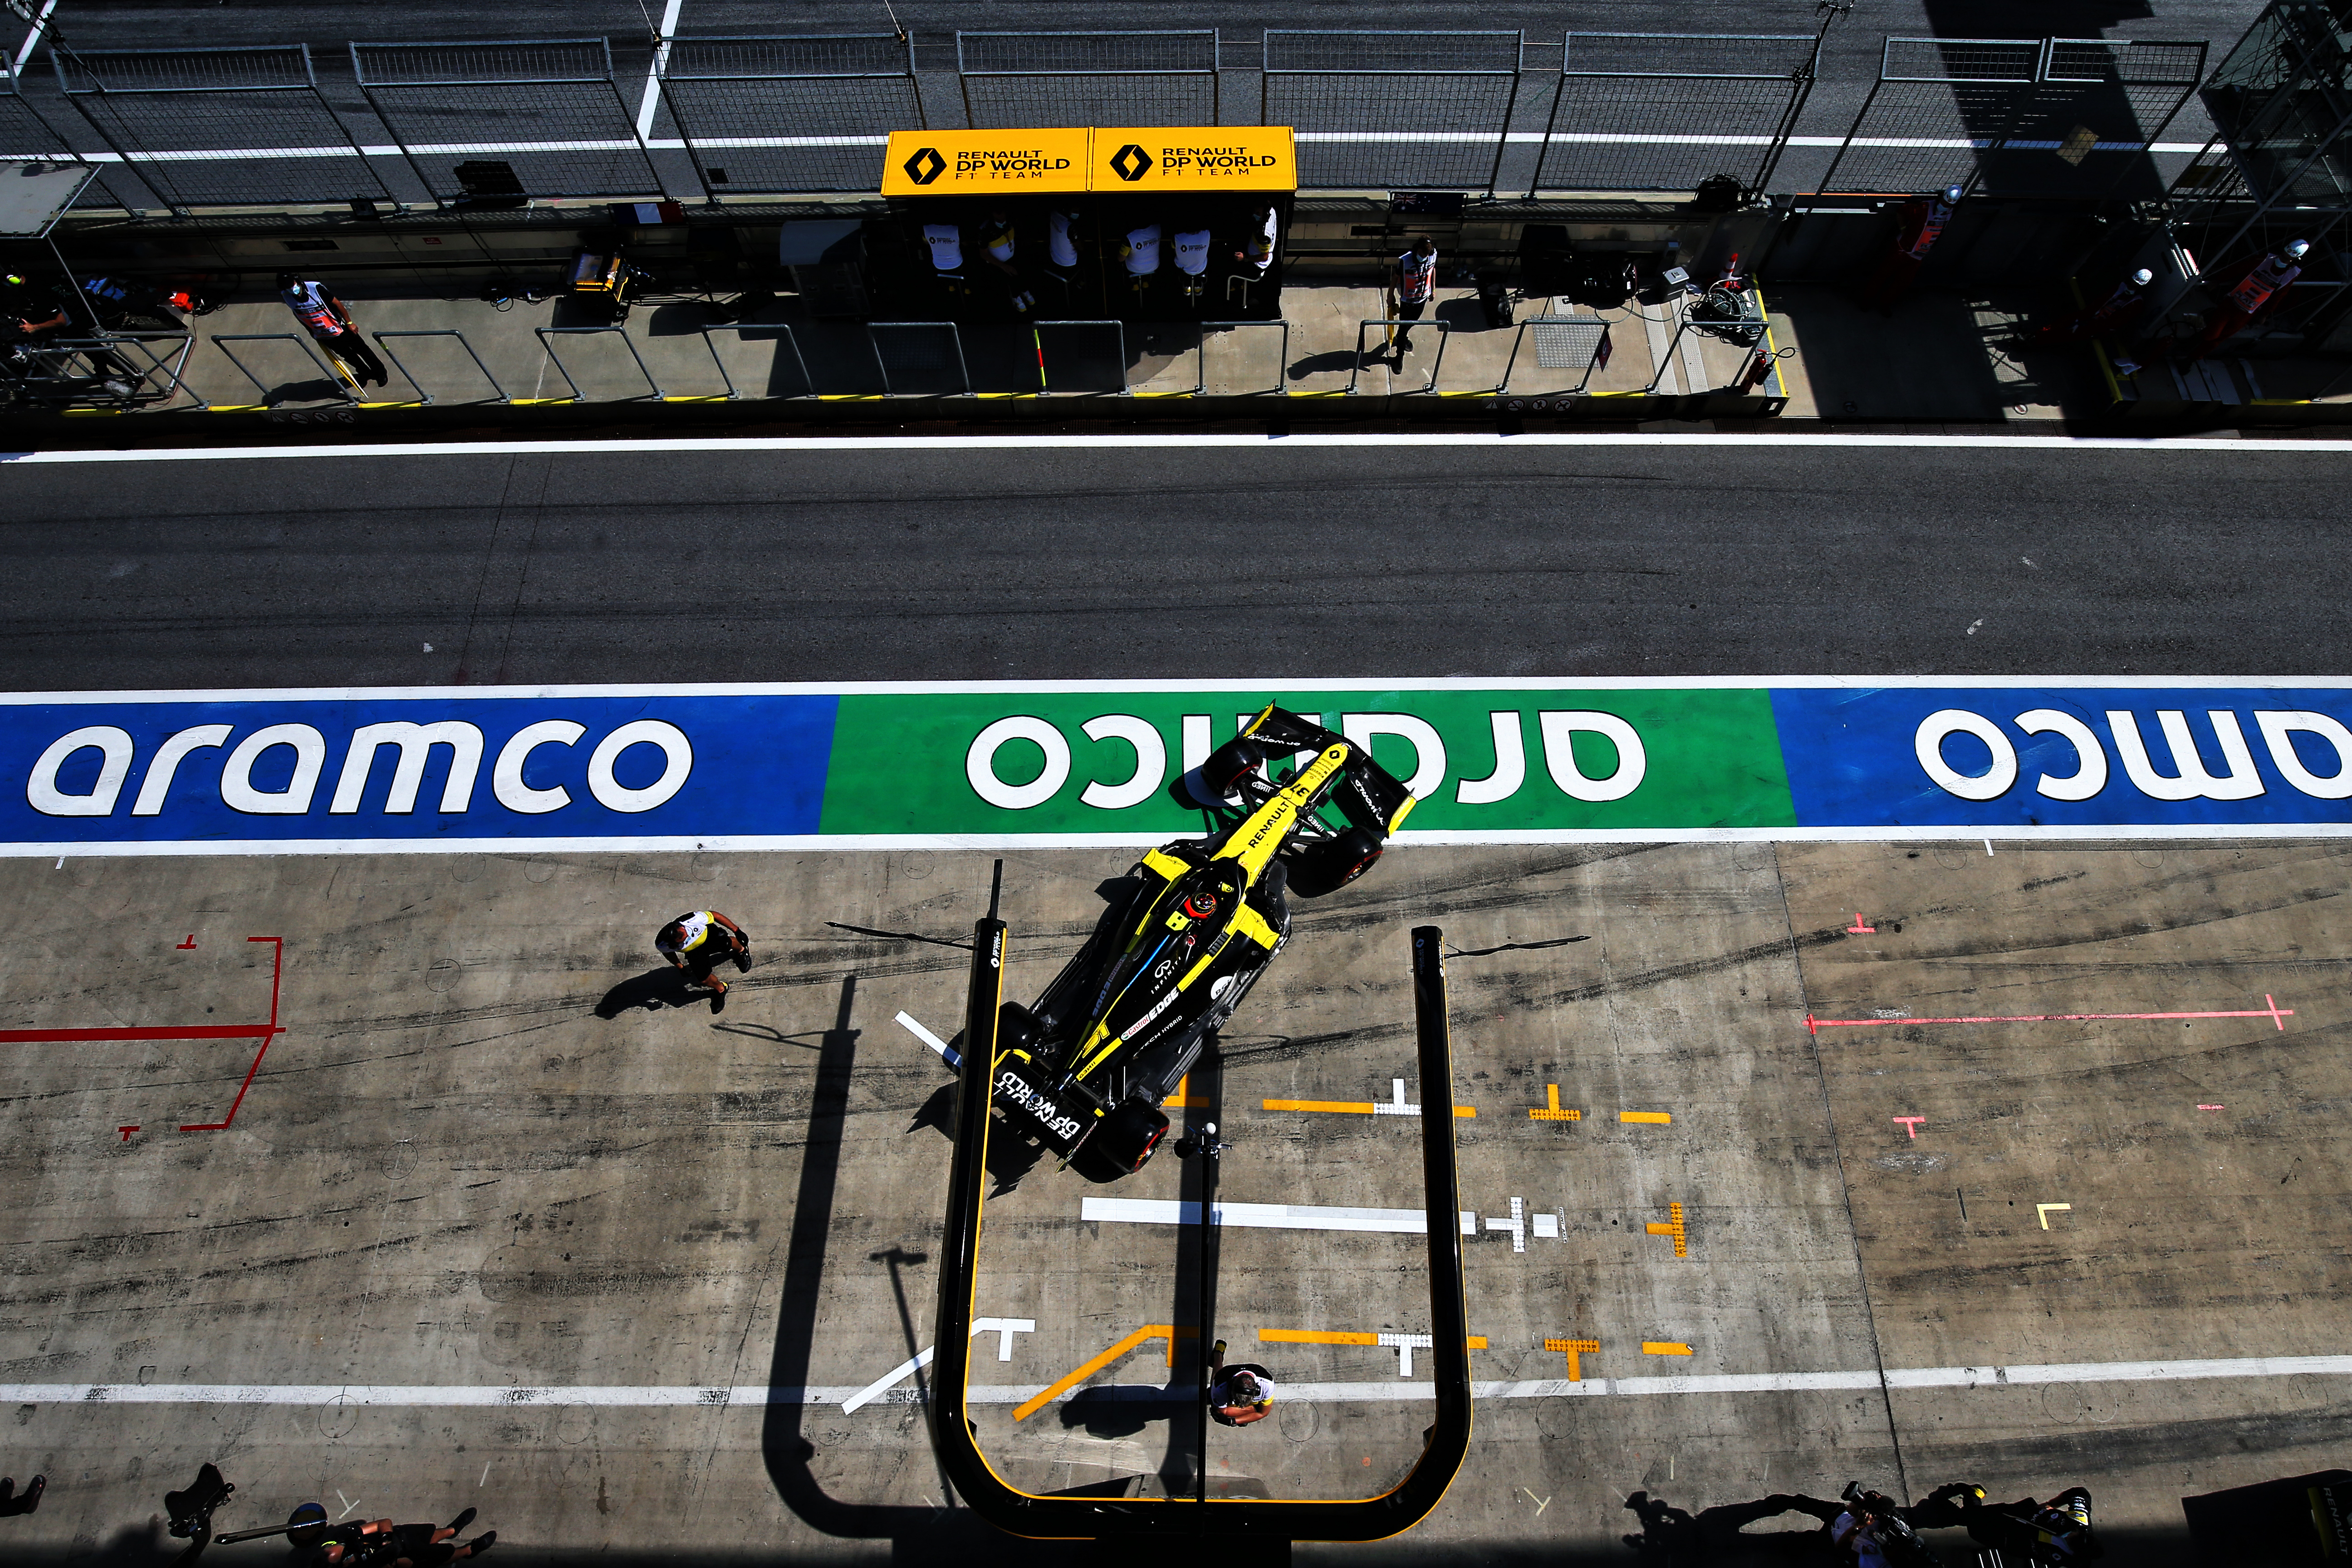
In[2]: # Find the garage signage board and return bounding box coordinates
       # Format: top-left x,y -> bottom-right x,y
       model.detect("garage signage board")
1090,127 -> 1296,191
882,130 -> 1090,196
882,128 -> 1296,196
6,680 -> 2351,854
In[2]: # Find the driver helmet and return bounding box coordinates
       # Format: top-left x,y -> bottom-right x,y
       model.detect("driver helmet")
1942,184 -> 1965,204
2131,267 -> 2154,285
2284,239 -> 2310,260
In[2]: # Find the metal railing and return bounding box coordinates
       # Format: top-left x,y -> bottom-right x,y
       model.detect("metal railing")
372,329 -> 506,404
866,321 -> 970,395
1496,315 -> 1612,395
1348,318 -> 1450,393
531,323 -> 661,401
700,323 -> 813,398
1197,318 -> 1288,395
209,332 -> 357,404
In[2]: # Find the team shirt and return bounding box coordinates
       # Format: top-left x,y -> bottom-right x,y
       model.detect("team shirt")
280,280 -> 343,336
1245,210 -> 1277,271
980,220 -> 1015,264
1123,224 -> 1163,274
922,223 -> 963,272
1172,228 -> 1212,276
1396,246 -> 1436,304
1048,211 -> 1079,268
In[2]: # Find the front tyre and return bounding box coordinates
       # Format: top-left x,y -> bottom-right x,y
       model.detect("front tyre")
1282,826 -> 1383,897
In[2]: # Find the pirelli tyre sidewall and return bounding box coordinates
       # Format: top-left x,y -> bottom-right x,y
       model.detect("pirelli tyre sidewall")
1283,826 -> 1385,898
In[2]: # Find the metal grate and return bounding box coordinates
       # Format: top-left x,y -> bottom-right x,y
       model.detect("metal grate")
52,44 -> 389,210
352,38 -> 663,205
1530,317 -> 1608,368
958,31 -> 1219,129
1536,32 -> 1819,194
1264,30 -> 1522,192
658,34 -> 922,196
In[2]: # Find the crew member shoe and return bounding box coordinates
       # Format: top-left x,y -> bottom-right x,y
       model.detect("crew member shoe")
709,990 -> 727,1015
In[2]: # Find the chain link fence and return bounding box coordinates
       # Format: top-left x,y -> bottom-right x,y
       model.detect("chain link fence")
1264,31 -> 1522,192
1819,37 -> 2044,194
352,38 -> 662,205
958,32 -> 1219,130
54,44 -> 388,211
1981,39 -> 2208,197
1821,36 -> 2207,197
658,34 -> 922,200
1534,32 -> 1818,196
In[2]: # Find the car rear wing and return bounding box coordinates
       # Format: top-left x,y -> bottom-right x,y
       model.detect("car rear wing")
1226,704 -> 1418,837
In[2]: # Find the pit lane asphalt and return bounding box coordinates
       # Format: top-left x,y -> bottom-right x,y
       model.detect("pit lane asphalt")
1,438 -> 2345,692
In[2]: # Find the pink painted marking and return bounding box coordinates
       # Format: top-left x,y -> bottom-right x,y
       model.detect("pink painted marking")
1847,914 -> 1877,934
2264,994 -> 2287,1031
2198,1104 -> 2225,1111
1893,1116 -> 1926,1139
1809,999 -> 2292,1030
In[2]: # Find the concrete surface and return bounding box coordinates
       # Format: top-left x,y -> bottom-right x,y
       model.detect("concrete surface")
4,441 -> 2351,693
111,279 -> 2076,417
0,838 -> 2343,1566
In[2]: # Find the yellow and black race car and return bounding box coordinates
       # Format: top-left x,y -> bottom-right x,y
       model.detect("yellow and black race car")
992,705 -> 1417,1180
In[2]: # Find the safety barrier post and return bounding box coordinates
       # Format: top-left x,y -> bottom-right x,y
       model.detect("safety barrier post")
1348,318 -> 1450,394
1196,319 -> 1289,396
209,333 -> 358,405
699,323 -> 813,399
1496,315 -> 1611,397
866,321 -> 970,397
532,325 -> 661,401
372,329 -> 508,405
1030,319 -> 1128,396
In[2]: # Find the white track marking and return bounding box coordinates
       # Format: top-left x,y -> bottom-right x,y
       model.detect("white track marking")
895,1010 -> 960,1068
1083,1196 -> 1433,1234
11,0 -> 58,71
6,1355 -> 2347,1409
635,0 -> 686,142
11,434 -> 2352,466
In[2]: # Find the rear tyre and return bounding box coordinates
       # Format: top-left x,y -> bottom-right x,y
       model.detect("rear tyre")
1283,827 -> 1383,897
1197,735 -> 1260,802
1073,1100 -> 1169,1181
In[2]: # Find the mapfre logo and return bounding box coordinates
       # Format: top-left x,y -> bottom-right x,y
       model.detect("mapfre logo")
902,146 -> 946,186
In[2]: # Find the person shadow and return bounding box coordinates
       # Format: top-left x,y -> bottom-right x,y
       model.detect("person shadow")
592,966 -> 710,1018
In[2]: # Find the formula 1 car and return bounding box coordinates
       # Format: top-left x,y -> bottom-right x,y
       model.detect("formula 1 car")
990,705 -> 1417,1181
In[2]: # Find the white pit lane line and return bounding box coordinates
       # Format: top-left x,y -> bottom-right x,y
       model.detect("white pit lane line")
8,1356 -> 2348,1410
12,434 -> 2352,466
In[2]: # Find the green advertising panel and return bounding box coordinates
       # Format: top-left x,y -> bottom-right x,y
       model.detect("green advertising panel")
818,688 -> 1795,837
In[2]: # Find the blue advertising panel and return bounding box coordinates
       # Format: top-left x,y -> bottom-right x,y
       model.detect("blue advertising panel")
0,693 -> 838,846
1773,686 -> 2352,829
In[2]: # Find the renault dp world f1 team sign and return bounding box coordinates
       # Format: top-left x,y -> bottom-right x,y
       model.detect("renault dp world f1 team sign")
3,680 -> 2350,855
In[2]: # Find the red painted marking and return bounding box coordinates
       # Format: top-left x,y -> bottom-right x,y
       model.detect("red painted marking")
1893,1116 -> 1926,1139
118,1125 -> 138,1141
176,935 -> 196,950
1809,1000 -> 2292,1030
1846,914 -> 1876,934
0,937 -> 288,1132
178,937 -> 284,1131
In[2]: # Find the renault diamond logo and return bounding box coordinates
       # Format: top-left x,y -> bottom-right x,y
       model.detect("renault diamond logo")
902,146 -> 946,186
1109,142 -> 1154,182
